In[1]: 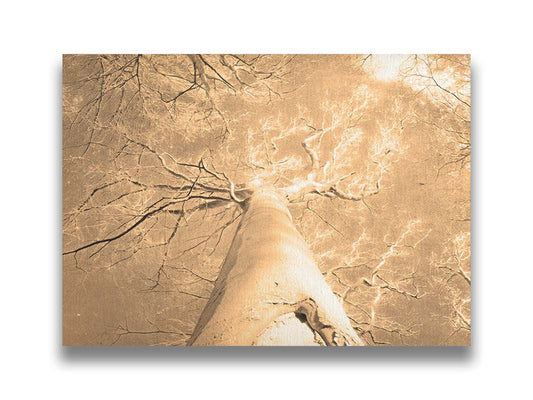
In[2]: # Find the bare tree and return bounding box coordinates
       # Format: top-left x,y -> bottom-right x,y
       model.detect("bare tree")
431,232 -> 471,344
63,54 -> 470,346
400,54 -> 471,179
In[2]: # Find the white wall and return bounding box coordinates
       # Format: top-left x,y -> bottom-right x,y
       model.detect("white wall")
1,1 -> 531,398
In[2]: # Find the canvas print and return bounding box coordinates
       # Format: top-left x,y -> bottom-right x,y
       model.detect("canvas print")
63,54 -> 470,346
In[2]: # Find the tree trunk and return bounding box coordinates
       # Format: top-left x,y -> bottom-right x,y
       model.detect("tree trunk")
188,187 -> 363,346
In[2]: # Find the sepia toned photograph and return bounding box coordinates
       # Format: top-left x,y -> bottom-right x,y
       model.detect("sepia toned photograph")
62,54 -> 470,346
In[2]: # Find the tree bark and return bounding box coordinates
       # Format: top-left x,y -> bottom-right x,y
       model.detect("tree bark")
188,187 -> 363,346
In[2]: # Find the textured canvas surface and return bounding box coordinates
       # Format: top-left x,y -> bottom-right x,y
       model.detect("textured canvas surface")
63,54 -> 470,346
